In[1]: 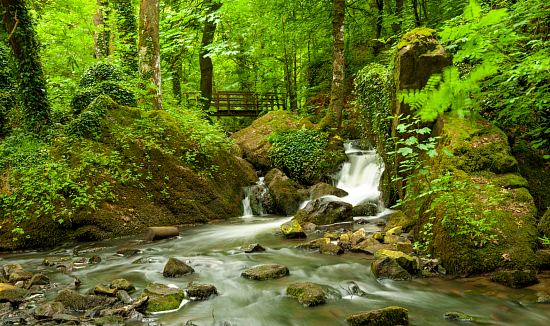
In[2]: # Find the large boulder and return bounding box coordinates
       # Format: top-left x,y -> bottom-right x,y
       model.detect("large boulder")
371,257 -> 412,281
143,283 -> 186,313
351,202 -> 379,217
384,211 -> 416,233
286,282 -> 326,307
375,250 -> 418,274
185,282 -> 218,301
265,169 -> 307,216
163,257 -> 194,278
241,264 -> 289,281
346,306 -> 409,326
231,111 -> 303,169
56,289 -> 115,311
309,183 -> 348,200
0,283 -> 28,304
247,182 -> 275,215
410,115 -> 539,276
281,220 -> 307,239
294,198 -> 353,226
490,270 -> 538,289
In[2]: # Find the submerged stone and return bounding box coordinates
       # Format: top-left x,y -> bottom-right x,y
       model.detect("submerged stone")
185,282 -> 218,301
241,264 -> 289,281
444,311 -> 475,322
143,283 -> 185,313
490,270 -> 538,289
43,256 -> 71,267
163,257 -> 194,278
346,306 -> 409,326
286,282 -> 326,307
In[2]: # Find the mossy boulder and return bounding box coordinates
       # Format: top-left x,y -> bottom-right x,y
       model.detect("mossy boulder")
110,278 -> 135,292
34,302 -> 65,320
409,115 -> 538,276
0,283 -> 28,303
351,202 -> 379,217
163,257 -> 194,278
297,237 -> 330,250
143,283 -> 185,313
231,111 -> 304,169
371,257 -> 412,280
490,270 -> 538,289
384,210 -> 416,233
265,169 -> 307,216
286,282 -> 326,307
374,249 -> 417,274
241,243 -> 266,253
185,282 -> 218,301
320,241 -> 344,256
309,182 -> 348,200
294,198 -> 353,226
281,220 -> 307,239
539,209 -> 550,237
56,289 -> 115,311
346,306 -> 409,326
241,264 -> 289,281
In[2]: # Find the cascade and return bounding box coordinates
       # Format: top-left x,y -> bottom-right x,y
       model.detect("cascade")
241,177 -> 269,217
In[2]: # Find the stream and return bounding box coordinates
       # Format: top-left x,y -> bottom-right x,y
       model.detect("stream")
1,143 -> 549,325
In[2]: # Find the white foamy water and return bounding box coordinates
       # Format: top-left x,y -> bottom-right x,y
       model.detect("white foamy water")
336,142 -> 385,207
241,177 -> 268,218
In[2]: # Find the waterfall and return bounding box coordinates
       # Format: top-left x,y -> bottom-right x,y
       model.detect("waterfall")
335,141 -> 385,207
242,188 -> 254,218
241,177 -> 268,218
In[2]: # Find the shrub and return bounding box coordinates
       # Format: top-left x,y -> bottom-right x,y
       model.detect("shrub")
79,62 -> 123,88
96,81 -> 136,107
71,88 -> 101,115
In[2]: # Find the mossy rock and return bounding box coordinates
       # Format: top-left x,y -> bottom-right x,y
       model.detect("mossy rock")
320,241 -> 344,256
286,282 -> 326,307
185,282 -> 218,301
79,62 -> 123,88
491,173 -> 529,189
143,283 -> 185,313
375,250 -> 417,274
371,257 -> 412,281
0,283 -> 28,303
539,209 -> 550,237
490,270 -> 539,289
384,211 -> 416,233
309,183 -> 348,200
34,301 -> 65,320
265,168 -> 307,216
241,264 -> 289,281
56,289 -> 115,311
294,198 -> 353,226
281,220 -> 306,239
110,279 -> 135,292
163,257 -> 194,278
297,237 -> 330,250
346,306 -> 409,326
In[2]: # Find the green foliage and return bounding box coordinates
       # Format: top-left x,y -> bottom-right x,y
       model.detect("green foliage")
268,128 -> 336,185
79,63 -> 123,87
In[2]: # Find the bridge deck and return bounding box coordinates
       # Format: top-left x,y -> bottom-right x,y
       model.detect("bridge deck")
183,91 -> 286,117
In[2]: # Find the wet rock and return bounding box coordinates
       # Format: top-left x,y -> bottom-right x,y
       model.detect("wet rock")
286,282 -> 326,307
490,270 -> 538,289
351,202 -> 379,217
265,168 -> 307,216
56,289 -> 116,311
29,273 -> 50,287
116,248 -> 141,257
111,279 -> 135,292
536,292 -> 550,304
248,182 -> 276,215
309,183 -> 348,200
132,257 -> 158,264
345,281 -> 368,297
373,232 -> 383,241
98,295 -> 148,318
241,243 -> 266,253
294,198 -> 353,226
383,234 -> 399,245
386,226 -> 402,236
0,301 -> 12,315
371,257 -> 412,281
89,255 -> 102,264
346,306 -> 409,326
43,256 -> 71,267
375,249 -> 418,274
281,220 -> 306,239
185,282 -> 218,301
444,311 -> 475,322
297,238 -> 330,251
34,302 -> 65,320
396,241 -> 413,254
320,242 -> 344,256
0,283 -> 29,303
351,228 -> 367,246
384,210 -> 416,233
93,315 -> 125,325
143,283 -> 185,313
536,249 -> 550,270
145,226 -> 179,242
94,284 -> 117,296
324,232 -> 341,241
8,270 -> 33,283
116,290 -> 133,304
241,264 -> 289,280
52,313 -> 80,323
163,257 -> 195,278
351,237 -> 390,255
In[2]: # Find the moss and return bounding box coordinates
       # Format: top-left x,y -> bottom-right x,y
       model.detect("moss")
491,173 -> 529,189
143,283 -> 185,313
491,270 -> 538,289
286,282 -> 326,307
346,306 -> 409,326
79,62 -> 123,88
241,264 -> 290,281
539,209 -> 550,237
397,28 -> 436,50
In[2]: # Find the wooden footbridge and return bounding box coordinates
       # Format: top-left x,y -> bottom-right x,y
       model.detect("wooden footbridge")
183,91 -> 286,117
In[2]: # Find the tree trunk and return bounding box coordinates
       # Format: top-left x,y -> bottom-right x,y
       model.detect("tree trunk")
170,55 -> 182,104
199,0 -> 222,110
93,0 -> 111,58
113,0 -> 138,73
375,0 -> 384,39
138,0 -> 162,110
1,0 -> 50,132
328,0 -> 345,128
392,0 -> 404,34
412,0 -> 421,27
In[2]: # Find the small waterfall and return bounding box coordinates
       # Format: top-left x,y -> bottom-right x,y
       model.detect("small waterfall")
336,142 -> 385,207
241,177 -> 269,218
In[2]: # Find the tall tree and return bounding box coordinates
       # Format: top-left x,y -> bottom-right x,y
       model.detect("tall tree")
113,0 -> 138,72
328,0 -> 345,128
199,0 -> 221,110
93,0 -> 111,58
138,0 -> 162,110
1,0 -> 50,132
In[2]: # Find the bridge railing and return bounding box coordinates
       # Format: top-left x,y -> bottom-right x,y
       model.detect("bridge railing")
182,91 -> 286,117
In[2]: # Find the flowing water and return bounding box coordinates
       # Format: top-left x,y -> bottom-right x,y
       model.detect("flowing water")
1,143 -> 549,325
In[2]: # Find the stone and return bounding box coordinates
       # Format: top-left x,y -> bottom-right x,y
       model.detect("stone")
309,183 -> 348,200
281,220 -> 306,239
143,283 -> 185,313
94,284 -> 117,297
384,210 -> 416,233
351,237 -> 390,255
29,273 -> 50,286
265,168 -> 307,216
373,232 -> 383,241
8,270 -> 33,283
2,264 -> 23,277
163,257 -> 194,278
383,234 -> 400,245
346,306 -> 409,326
248,182 -> 276,215
52,313 -> 80,323
89,255 -> 102,264
346,281 -> 368,297
185,282 -> 218,301
111,278 -> 135,292
286,282 -> 326,307
371,258 -> 412,281
93,316 -> 125,325
43,256 -> 71,267
297,238 -> 330,250
490,270 -> 538,289
56,289 -> 116,311
351,202 -> 379,217
241,243 -> 266,253
386,226 -> 402,236
0,283 -> 28,303
375,250 -> 418,274
241,264 -> 289,281
116,290 -> 133,305
351,228 -> 367,246
444,311 -> 475,322
320,241 -> 344,256
294,198 -> 353,226
396,241 -> 413,254
34,302 -> 65,320
536,249 -> 550,270
536,292 -> 550,304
